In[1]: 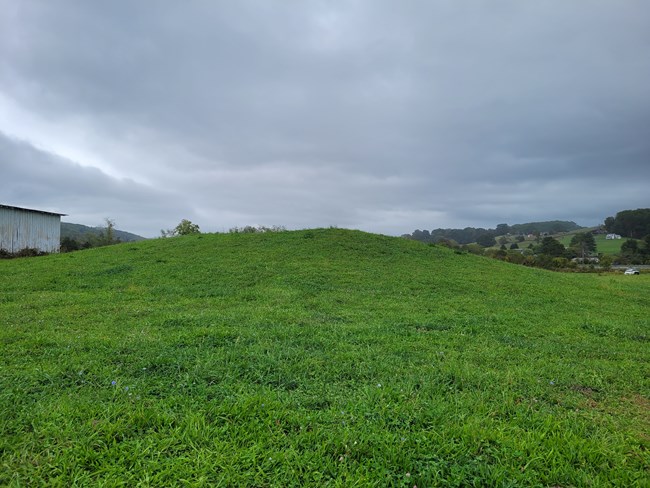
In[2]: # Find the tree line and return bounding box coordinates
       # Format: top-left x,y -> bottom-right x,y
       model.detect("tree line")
405,209 -> 650,270
430,232 -> 650,270
60,218 -> 122,252
604,208 -> 650,239
403,221 -> 581,246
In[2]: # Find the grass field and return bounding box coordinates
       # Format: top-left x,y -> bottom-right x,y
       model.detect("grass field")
1,229 -> 649,486
496,230 -> 629,255
557,233 -> 629,255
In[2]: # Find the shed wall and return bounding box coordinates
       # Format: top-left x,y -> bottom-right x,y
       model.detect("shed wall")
0,207 -> 61,253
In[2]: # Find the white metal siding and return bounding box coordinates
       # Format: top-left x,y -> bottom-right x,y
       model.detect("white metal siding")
0,207 -> 61,253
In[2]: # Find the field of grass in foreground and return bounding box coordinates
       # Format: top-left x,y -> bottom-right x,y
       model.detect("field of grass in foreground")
1,229 -> 648,486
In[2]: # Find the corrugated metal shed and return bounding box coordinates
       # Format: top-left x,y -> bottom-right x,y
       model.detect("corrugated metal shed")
0,204 -> 66,253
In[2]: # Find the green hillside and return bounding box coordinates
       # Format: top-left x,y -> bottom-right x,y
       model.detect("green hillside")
490,229 -> 631,256
61,222 -> 146,243
1,229 -> 648,485
557,231 -> 630,255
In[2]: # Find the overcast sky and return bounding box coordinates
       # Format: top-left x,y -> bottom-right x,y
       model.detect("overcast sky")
1,1 -> 648,237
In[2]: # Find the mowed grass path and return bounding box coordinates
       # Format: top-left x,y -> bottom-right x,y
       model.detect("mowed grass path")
1,229 -> 648,486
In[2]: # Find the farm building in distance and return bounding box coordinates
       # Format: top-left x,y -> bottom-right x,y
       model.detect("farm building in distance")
0,204 -> 66,254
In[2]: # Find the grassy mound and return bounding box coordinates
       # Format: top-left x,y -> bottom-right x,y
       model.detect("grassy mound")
1,229 -> 648,485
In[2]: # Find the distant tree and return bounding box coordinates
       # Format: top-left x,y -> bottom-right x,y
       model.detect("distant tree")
534,253 -> 554,269
608,208 -> 650,238
230,225 -> 259,234
462,243 -> 484,255
228,225 -> 287,234
510,243 -> 519,250
599,255 -> 613,270
538,236 -> 566,258
620,239 -> 638,255
504,251 -> 525,264
176,219 -> 200,235
604,216 -> 615,233
411,229 -> 431,242
60,237 -> 80,253
551,257 -> 570,269
516,235 -> 525,243
162,219 -> 201,237
437,238 -> 460,249
476,234 -> 497,247
569,232 -> 596,260
509,221 -> 581,235
427,227 -> 492,245
498,236 -> 509,246
413,221 -> 582,246
104,218 -> 119,245
92,218 -> 120,247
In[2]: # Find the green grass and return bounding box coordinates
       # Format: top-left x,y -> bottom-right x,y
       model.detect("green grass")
1,229 -> 648,486
557,233 -> 630,255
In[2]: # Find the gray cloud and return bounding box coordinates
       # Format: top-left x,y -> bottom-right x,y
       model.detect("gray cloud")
1,1 -> 648,236
0,132 -> 192,234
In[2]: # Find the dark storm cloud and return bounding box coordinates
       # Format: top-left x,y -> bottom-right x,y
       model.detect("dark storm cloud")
1,1 -> 648,235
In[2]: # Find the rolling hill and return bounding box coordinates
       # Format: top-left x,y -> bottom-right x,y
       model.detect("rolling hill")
61,222 -> 146,243
1,229 -> 648,485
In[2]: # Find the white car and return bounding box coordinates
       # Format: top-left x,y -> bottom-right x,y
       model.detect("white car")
624,268 -> 640,275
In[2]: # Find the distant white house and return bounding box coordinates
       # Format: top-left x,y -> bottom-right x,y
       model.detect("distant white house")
0,204 -> 66,253
606,233 -> 622,240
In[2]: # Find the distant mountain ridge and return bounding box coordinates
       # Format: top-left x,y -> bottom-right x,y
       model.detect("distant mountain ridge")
61,222 -> 146,243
